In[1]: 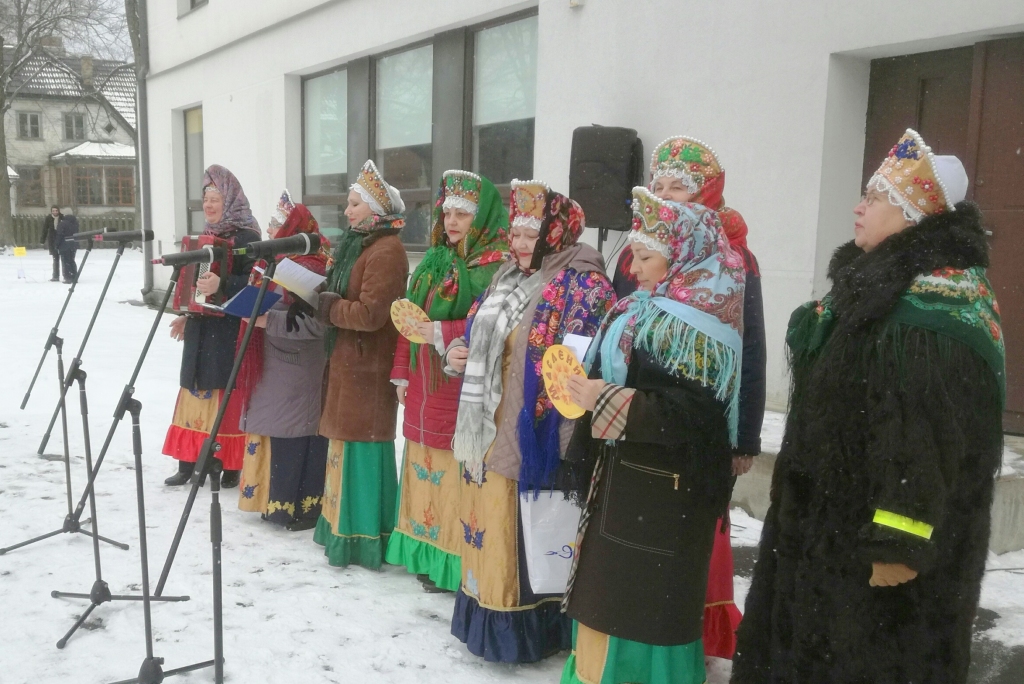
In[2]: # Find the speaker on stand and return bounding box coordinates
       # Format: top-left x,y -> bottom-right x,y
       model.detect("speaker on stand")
568,125 -> 644,254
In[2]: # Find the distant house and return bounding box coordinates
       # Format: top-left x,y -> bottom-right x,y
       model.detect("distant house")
3,40 -> 137,218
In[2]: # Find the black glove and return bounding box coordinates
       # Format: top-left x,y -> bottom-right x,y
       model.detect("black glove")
286,297 -> 316,333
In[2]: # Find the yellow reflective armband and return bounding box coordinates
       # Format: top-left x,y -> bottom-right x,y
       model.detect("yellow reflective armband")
873,509 -> 933,540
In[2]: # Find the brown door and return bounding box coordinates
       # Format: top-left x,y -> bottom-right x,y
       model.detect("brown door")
970,37 -> 1024,431
863,39 -> 1024,431
862,47 -> 974,187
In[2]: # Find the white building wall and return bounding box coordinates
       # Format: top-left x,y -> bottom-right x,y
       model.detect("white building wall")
144,0 -> 1024,406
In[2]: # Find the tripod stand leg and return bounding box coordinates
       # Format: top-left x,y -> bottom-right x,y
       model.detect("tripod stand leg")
211,463 -> 225,683
0,529 -> 63,554
75,528 -> 130,550
56,602 -> 97,649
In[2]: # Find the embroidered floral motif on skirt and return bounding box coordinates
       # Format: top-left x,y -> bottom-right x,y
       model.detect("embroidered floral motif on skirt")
385,442 -> 463,591
238,434 -> 328,525
162,388 -> 246,470
313,439 -> 397,570
451,464 -> 571,663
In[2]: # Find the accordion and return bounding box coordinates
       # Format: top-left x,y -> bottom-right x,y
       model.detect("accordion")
172,235 -> 232,316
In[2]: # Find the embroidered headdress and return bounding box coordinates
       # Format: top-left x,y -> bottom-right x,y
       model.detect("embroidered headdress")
510,179 -> 586,271
439,170 -> 482,216
590,188 -> 747,444
270,189 -> 296,227
352,159 -> 405,216
650,136 -> 723,195
867,128 -> 969,223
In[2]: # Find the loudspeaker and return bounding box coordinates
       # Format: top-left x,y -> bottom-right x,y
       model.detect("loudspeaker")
569,126 -> 644,231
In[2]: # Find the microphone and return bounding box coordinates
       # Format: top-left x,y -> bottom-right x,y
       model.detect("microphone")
70,229 -> 105,241
152,245 -> 227,267
99,229 -> 154,242
234,233 -> 321,259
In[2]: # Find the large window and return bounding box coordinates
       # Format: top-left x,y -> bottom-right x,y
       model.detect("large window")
303,69 -> 348,240
17,166 -> 44,206
65,113 -> 86,141
18,112 -> 41,139
376,44 -> 434,251
472,16 -> 538,185
106,166 -> 135,206
74,166 -> 105,205
299,11 -> 538,253
184,107 -> 205,233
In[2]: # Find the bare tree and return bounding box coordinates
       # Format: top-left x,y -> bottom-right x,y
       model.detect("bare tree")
0,0 -> 128,246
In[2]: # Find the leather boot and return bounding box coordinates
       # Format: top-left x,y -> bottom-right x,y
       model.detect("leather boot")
164,460 -> 195,486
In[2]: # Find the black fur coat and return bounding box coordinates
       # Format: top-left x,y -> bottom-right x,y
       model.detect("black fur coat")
732,204 -> 1004,684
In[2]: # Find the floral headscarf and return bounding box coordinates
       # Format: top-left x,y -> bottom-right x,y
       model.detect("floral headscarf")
509,179 -> 586,272
592,189 -> 746,444
201,164 -> 262,238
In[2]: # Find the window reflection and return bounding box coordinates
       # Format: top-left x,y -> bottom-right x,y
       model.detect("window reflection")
305,70 -> 348,196
473,16 -> 538,185
376,45 -> 433,250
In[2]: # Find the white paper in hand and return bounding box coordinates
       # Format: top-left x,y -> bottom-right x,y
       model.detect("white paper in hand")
272,258 -> 326,305
561,334 -> 594,364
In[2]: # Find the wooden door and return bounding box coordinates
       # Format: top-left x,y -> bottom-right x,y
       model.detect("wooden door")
970,37 -> 1024,431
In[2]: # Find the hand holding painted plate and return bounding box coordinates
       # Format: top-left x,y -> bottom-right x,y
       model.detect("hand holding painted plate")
391,299 -> 431,344
542,344 -> 586,419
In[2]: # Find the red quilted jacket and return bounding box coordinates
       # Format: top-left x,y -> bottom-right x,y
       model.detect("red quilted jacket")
390,318 -> 467,450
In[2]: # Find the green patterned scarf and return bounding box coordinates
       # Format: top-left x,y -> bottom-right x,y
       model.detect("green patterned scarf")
405,174 -> 508,369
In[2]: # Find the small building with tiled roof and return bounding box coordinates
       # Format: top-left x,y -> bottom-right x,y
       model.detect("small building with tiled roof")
3,40 -> 137,219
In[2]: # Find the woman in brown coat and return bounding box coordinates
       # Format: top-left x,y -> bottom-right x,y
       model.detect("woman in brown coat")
313,160 -> 409,570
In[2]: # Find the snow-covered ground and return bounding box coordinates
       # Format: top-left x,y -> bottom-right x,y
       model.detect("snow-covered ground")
0,250 -> 1021,683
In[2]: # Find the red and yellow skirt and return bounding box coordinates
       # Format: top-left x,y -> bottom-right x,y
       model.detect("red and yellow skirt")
162,388 -> 246,471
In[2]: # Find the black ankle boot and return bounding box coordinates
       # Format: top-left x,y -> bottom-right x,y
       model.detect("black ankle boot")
164,461 -> 195,486
221,470 -> 240,489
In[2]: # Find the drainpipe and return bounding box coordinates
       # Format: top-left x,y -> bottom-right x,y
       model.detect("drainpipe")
138,0 -> 155,298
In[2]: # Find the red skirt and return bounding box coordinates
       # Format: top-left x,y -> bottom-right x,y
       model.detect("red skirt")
162,388 -> 246,471
703,515 -> 743,659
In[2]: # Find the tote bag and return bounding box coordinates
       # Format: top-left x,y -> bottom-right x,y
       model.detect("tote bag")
519,491 -> 582,594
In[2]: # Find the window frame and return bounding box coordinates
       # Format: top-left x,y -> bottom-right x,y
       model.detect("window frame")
183,105 -> 205,234
16,166 -> 44,206
73,165 -> 105,206
64,112 -> 86,141
17,111 -> 41,140
105,165 -> 136,206
298,8 -> 538,253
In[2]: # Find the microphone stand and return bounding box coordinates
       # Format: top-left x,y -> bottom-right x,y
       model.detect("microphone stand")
1,238 -> 127,557
49,267 -> 189,651
116,258 -> 279,684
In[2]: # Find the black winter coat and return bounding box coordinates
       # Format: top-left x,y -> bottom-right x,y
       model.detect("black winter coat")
733,204 -> 1004,684
179,230 -> 259,391
41,214 -> 61,253
55,215 -> 79,252
563,347 -> 734,646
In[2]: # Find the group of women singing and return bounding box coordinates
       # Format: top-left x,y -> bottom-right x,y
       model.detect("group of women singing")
158,134 -> 768,684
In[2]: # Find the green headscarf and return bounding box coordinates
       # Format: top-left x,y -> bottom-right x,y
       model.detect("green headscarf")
405,171 -> 509,367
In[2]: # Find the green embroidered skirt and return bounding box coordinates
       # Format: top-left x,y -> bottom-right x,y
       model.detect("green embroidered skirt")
313,439 -> 397,570
560,621 -> 706,684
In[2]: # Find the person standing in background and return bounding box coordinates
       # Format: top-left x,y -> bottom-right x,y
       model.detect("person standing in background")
41,205 -> 62,282
55,210 -> 80,284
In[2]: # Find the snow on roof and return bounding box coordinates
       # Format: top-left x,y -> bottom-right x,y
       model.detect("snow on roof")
51,141 -> 136,160
7,166 -> 18,180
3,46 -> 136,130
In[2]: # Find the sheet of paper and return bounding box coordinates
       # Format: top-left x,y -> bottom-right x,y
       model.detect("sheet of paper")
561,334 -> 594,364
271,258 -> 326,304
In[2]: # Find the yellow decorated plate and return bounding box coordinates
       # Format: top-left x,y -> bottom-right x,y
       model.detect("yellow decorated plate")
391,299 -> 431,344
542,344 -> 587,419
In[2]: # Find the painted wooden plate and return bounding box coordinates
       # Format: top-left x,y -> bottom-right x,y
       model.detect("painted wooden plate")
391,299 -> 431,344
542,344 -> 587,419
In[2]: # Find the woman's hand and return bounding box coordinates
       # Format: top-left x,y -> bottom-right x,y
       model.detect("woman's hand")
253,314 -> 268,329
396,386 -> 407,405
196,271 -> 221,296
414,320 -> 435,342
869,562 -> 918,587
169,315 -> 186,341
567,376 -> 606,412
448,345 -> 469,374
732,455 -> 754,476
